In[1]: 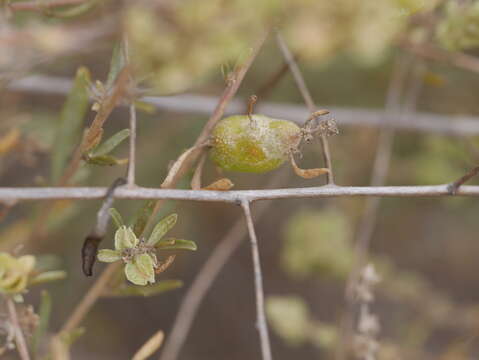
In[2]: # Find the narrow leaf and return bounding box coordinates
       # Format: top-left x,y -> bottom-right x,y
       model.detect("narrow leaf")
156,238 -> 197,251
47,0 -> 97,18
91,128 -> 130,157
105,280 -> 183,297
29,270 -> 66,286
31,290 -> 51,357
85,154 -> 128,166
97,249 -> 122,263
132,330 -> 164,360
147,214 -> 178,246
51,67 -> 91,183
133,200 -> 156,237
109,208 -> 124,228
106,41 -> 126,89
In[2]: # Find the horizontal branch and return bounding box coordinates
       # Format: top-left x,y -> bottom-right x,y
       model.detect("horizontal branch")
8,75 -> 479,135
1,184 -> 479,204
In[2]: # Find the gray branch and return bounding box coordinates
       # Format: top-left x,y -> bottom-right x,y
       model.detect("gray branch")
8,75 -> 479,135
1,184 -> 478,204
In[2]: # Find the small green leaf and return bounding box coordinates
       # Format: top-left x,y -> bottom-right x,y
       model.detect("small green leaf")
134,254 -> 155,284
147,214 -> 178,246
31,290 -> 51,357
115,226 -> 138,251
97,249 -> 122,263
109,208 -> 124,228
133,200 -> 156,237
51,67 -> 91,183
124,262 -> 148,286
90,129 -> 130,157
106,41 -> 126,89
156,238 -> 197,251
29,270 -> 66,286
85,154 -> 128,166
105,280 -> 183,297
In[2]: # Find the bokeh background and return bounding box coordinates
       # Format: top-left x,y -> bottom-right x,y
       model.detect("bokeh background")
2,0 -> 479,359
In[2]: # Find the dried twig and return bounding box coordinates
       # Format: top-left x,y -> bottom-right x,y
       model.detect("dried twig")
6,298 -> 31,360
275,32 -> 334,184
241,200 -> 272,360
123,37 -> 137,187
448,166 -> 479,195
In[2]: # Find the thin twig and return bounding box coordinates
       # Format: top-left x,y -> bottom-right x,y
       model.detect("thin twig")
123,36 -> 137,187
448,166 -> 479,194
2,184 -> 479,203
275,31 -> 334,184
159,170 -> 290,360
9,0 -> 86,12
127,102 -> 137,186
6,298 -> 31,360
241,200 -> 273,360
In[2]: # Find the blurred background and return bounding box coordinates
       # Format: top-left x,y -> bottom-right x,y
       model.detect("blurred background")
2,0 -> 479,359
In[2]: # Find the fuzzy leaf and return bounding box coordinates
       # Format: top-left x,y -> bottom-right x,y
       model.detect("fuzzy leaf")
133,200 -> 156,237
90,128 -> 130,157
31,290 -> 51,357
115,226 -> 138,251
147,214 -> 178,246
105,280 -> 183,297
156,238 -> 197,251
106,41 -> 127,89
51,67 -> 91,183
134,254 -> 155,284
124,262 -> 148,286
109,208 -> 124,228
97,249 -> 122,263
29,270 -> 66,286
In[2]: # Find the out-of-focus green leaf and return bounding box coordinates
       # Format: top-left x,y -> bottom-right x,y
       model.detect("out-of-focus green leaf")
84,154 -> 128,166
134,100 -> 156,114
106,41 -> 127,89
51,67 -> 90,183
90,128 -> 130,157
109,208 -> 124,229
106,280 -> 183,297
31,290 -> 51,357
156,238 -> 197,251
133,200 -> 156,237
147,214 -> 178,246
266,295 -> 310,346
97,249 -> 122,263
281,209 -> 353,279
29,270 -> 66,286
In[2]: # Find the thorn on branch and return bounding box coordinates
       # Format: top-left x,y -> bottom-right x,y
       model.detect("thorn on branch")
447,166 -> 479,195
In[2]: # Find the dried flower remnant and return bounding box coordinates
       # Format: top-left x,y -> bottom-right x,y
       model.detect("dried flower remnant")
97,210 -> 197,286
